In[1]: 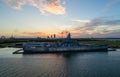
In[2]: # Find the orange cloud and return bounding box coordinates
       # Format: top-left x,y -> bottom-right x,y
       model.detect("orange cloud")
42,1 -> 65,15
21,32 -> 48,37
6,0 -> 65,15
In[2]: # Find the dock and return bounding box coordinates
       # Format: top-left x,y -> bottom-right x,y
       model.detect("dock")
13,49 -> 23,54
108,48 -> 116,51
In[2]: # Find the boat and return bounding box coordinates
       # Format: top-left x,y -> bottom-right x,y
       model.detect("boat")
22,33 -> 108,53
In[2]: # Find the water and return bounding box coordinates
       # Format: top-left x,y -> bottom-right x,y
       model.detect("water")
0,48 -> 120,77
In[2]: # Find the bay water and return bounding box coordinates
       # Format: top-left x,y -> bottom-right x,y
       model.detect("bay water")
0,48 -> 120,77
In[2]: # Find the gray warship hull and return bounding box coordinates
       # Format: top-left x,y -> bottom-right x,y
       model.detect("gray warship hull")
23,45 -> 108,53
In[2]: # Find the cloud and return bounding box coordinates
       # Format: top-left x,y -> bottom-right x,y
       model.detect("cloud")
21,31 -> 66,38
6,0 -> 65,15
72,18 -> 120,31
21,32 -> 48,37
72,19 -> 91,23
71,17 -> 120,37
87,18 -> 120,26
6,0 -> 26,10
73,18 -> 120,27
40,0 -> 65,15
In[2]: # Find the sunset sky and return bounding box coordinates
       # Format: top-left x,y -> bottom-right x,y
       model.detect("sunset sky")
0,0 -> 120,38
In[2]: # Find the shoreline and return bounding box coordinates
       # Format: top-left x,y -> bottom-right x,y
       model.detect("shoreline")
0,40 -> 120,48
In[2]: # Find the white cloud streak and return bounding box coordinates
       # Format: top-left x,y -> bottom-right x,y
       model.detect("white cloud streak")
72,19 -> 91,23
6,0 -> 66,15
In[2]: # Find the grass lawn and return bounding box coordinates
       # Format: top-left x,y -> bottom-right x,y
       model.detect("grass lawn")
0,43 -> 16,48
80,40 -> 120,48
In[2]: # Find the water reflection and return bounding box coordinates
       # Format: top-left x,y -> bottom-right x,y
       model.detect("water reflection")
22,51 -> 109,58
20,52 -> 109,77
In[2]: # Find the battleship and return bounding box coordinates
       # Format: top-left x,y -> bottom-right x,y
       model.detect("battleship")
22,33 -> 108,53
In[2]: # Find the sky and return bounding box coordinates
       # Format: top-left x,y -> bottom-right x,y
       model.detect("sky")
0,0 -> 120,38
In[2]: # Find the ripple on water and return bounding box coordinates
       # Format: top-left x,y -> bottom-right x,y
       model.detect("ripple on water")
0,48 -> 120,77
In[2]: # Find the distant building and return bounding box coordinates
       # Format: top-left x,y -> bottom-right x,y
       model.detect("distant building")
47,34 -> 56,39
1,36 -> 6,39
47,36 -> 49,39
37,37 -> 41,39
53,34 -> 56,38
9,35 -> 15,40
67,33 -> 71,39
51,35 -> 53,38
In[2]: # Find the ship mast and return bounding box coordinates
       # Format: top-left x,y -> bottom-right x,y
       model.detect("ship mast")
67,33 -> 71,39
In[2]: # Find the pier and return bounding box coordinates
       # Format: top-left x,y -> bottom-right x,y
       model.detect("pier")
13,49 -> 23,54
